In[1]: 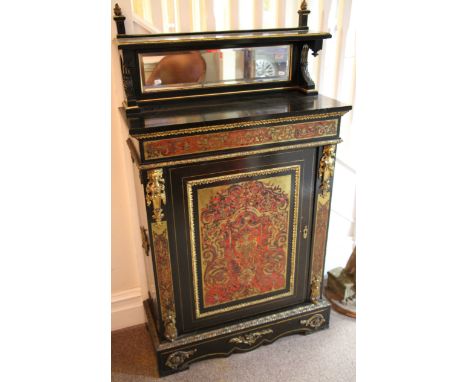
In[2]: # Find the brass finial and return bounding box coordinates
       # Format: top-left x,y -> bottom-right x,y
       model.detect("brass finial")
300,0 -> 308,11
114,3 -> 122,16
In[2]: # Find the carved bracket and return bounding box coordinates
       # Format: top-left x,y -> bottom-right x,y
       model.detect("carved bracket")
146,169 -> 166,224
298,40 -> 325,92
319,145 -> 336,196
300,313 -> 326,329
119,50 -> 137,106
300,44 -> 315,89
165,349 -> 197,370
229,329 -> 273,346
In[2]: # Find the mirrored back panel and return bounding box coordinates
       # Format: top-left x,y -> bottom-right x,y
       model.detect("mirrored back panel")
140,45 -> 291,93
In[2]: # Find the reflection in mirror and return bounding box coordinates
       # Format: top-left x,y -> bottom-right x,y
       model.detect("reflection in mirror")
140,45 -> 291,93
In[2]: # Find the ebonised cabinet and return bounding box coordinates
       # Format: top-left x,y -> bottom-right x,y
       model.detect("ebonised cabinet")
114,2 -> 351,376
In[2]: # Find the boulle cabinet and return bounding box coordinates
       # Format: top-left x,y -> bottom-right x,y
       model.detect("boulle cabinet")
113,1 -> 351,377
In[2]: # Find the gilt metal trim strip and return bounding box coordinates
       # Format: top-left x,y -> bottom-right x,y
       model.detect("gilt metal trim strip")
133,112 -> 345,139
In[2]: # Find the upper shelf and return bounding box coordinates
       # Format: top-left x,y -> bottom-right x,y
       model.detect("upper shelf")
113,2 -> 331,115
116,29 -> 331,48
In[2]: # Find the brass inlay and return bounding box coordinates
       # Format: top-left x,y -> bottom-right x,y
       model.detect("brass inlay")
146,169 -> 166,224
187,165 -> 301,319
300,313 -> 326,329
229,329 -> 273,346
134,112 -> 344,139
165,349 -> 197,370
197,174 -> 292,308
176,327 -> 324,366
139,139 -> 343,170
143,119 -> 338,160
303,225 -> 309,239
158,301 -> 329,350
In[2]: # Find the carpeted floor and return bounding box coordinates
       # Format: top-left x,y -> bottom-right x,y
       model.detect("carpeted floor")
112,310 -> 355,382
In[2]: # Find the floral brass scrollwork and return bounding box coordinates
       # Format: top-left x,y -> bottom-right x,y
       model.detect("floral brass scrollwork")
229,329 -> 273,346
164,314 -> 177,342
300,313 -> 325,329
310,275 -> 322,304
319,145 -> 336,196
165,349 -> 197,370
146,169 -> 166,224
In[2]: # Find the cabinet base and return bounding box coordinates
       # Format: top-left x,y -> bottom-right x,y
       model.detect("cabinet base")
143,299 -> 331,377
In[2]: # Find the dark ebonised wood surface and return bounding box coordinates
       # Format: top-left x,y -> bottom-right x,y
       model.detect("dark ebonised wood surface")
124,92 -> 352,134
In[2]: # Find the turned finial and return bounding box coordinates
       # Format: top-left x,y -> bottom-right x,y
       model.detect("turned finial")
300,1 -> 308,11
113,3 -> 122,16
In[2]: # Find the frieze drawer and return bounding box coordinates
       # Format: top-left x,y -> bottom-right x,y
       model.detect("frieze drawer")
140,115 -> 340,162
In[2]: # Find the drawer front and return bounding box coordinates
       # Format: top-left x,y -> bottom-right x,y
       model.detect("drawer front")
166,147 -> 317,333
141,116 -> 339,162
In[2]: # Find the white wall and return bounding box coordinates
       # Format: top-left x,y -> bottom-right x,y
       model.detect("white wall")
111,3 -> 148,329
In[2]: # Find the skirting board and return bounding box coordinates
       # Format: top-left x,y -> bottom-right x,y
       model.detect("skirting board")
112,287 -> 146,331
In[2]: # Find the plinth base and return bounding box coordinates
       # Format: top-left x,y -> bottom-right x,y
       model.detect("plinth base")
144,299 -> 331,377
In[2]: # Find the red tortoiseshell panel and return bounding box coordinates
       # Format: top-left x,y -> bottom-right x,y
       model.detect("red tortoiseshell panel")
197,174 -> 293,308
311,197 -> 330,276
152,222 -> 176,320
144,119 -> 338,160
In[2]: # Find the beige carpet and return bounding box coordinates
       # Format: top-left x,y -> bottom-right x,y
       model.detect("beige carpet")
112,310 -> 355,382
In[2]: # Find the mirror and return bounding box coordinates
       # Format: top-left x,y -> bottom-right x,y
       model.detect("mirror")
140,45 -> 291,93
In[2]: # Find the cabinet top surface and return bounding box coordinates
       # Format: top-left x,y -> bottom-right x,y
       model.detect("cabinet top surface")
125,93 -> 351,134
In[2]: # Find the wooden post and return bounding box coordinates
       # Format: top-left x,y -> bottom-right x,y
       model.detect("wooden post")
113,3 -> 126,35
298,0 -> 310,28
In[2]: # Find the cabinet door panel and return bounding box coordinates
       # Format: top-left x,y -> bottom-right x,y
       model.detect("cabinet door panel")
167,148 -> 317,333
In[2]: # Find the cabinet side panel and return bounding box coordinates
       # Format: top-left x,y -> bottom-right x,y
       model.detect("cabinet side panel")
310,144 -> 337,300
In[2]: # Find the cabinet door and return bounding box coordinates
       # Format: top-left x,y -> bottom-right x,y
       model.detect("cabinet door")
166,147 -> 317,333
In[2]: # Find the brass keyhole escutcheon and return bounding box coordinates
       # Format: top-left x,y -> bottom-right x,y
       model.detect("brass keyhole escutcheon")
303,225 -> 309,239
